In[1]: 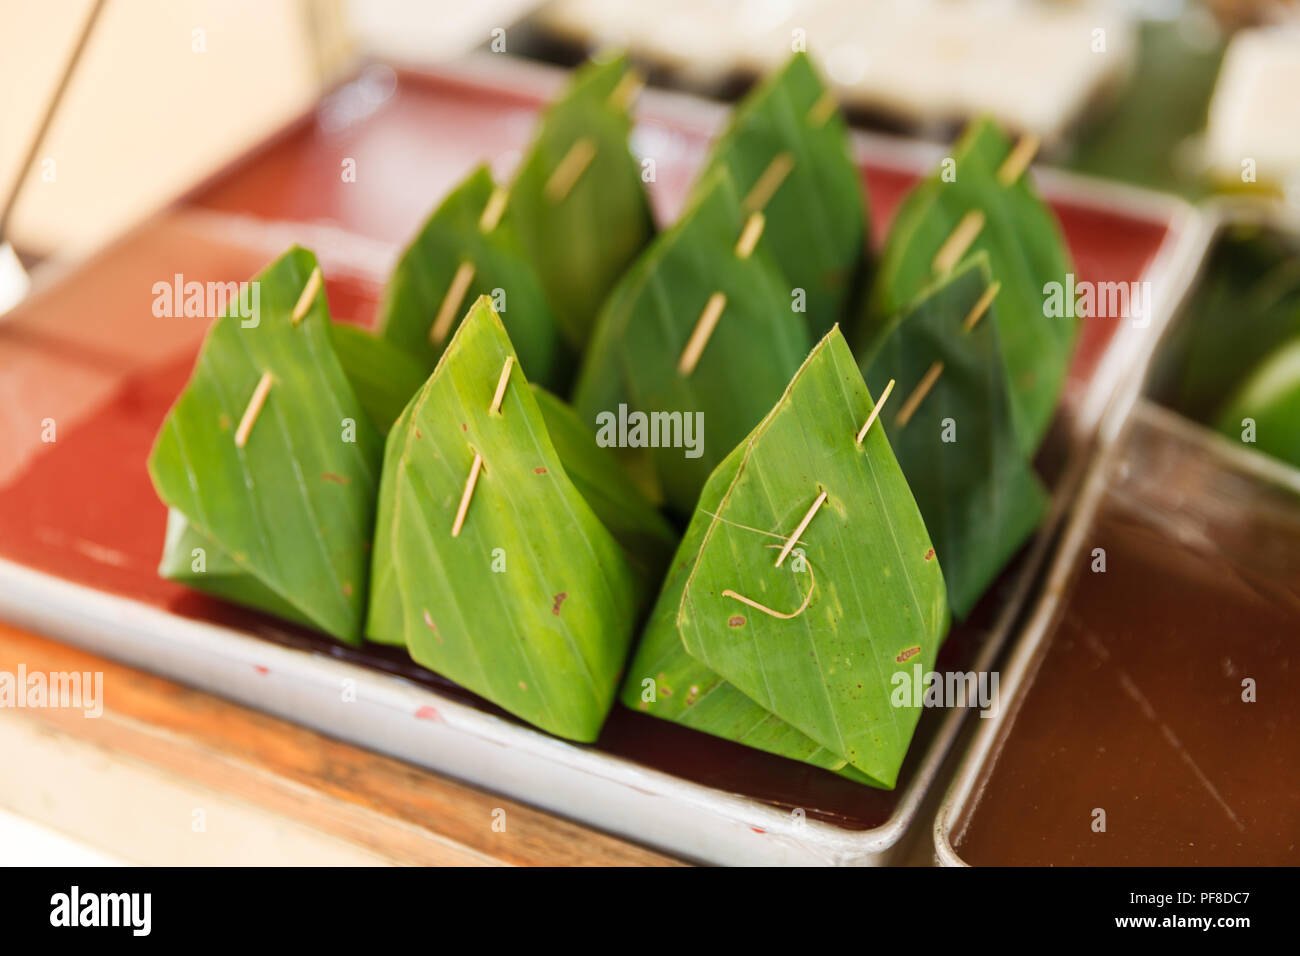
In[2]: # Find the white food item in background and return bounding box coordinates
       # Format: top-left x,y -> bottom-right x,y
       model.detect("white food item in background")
539,0 -> 1135,142
1205,25 -> 1300,191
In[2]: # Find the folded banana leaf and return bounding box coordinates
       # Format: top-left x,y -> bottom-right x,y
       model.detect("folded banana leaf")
148,247 -> 384,644
366,296 -> 660,741
329,321 -> 431,434
374,165 -> 568,391
859,254 -> 1048,619
861,118 -> 1074,457
573,170 -> 812,515
622,327 -> 949,788
1214,336 -> 1300,471
691,52 -> 866,339
509,55 -> 655,350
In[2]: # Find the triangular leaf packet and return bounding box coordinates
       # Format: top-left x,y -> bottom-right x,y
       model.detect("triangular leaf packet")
375,165 -> 569,391
366,296 -> 661,742
692,52 -> 867,339
573,170 -> 812,515
622,327 -> 949,788
860,118 -> 1075,456
509,55 -> 655,349
859,254 -> 1049,619
148,247 -> 384,644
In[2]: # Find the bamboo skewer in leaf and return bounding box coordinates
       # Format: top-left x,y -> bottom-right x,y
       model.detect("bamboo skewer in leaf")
148,247 -> 384,645
508,55 -> 655,350
622,327 -> 948,788
691,52 -> 868,341
860,119 -> 1074,457
573,170 -> 812,515
366,297 -> 672,742
859,254 -> 1049,619
375,165 -> 568,391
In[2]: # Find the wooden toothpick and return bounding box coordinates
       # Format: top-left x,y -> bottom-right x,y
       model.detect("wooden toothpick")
775,490 -> 827,568
962,281 -> 1001,332
743,152 -> 795,212
607,69 -> 644,112
996,134 -> 1040,186
431,261 -> 476,345
856,378 -> 895,445
451,451 -> 484,538
234,371 -> 274,448
896,361 -> 945,428
290,267 -> 322,325
489,356 -> 514,415
478,187 -> 508,233
723,560 -> 816,620
932,210 -> 985,274
734,211 -> 766,260
807,90 -> 837,127
678,292 -> 727,376
544,137 -> 597,202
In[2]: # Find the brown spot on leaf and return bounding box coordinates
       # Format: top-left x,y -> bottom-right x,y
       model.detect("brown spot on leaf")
896,645 -> 921,663
729,615 -> 746,628
518,681 -> 528,691
552,592 -> 567,615
461,422 -> 468,431
924,548 -> 935,561
422,609 -> 444,642
342,582 -> 354,597
322,472 -> 350,486
534,467 -> 547,474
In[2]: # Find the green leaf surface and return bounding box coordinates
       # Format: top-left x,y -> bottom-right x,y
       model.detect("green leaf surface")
692,52 -> 867,339
859,255 -> 1048,619
861,118 -> 1074,456
366,297 -> 645,741
148,247 -> 384,644
531,385 -> 677,593
1214,335 -> 1300,471
572,171 -> 813,515
375,165 -> 569,391
1150,229 -> 1300,423
623,327 -> 948,787
509,56 -> 655,349
329,321 -> 432,434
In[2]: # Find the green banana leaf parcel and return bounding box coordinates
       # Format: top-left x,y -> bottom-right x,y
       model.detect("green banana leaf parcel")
374,165 -> 569,391
573,170 -> 812,516
366,297 -> 669,742
148,246 -> 385,645
862,118 -> 1075,457
859,255 -> 1048,619
692,52 -> 867,340
508,55 -> 655,350
622,327 -> 949,788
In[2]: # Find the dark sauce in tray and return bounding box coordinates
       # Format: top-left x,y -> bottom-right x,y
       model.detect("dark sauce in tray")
0,66 -> 1169,832
955,413 -> 1300,864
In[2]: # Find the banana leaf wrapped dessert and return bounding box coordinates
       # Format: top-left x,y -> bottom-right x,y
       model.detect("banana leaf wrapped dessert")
858,254 -> 1048,619
508,55 -> 655,350
375,165 -> 568,391
367,297 -> 675,742
148,247 -> 384,644
861,119 -> 1074,456
690,52 -> 867,338
573,170 -> 811,514
621,327 -> 948,788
